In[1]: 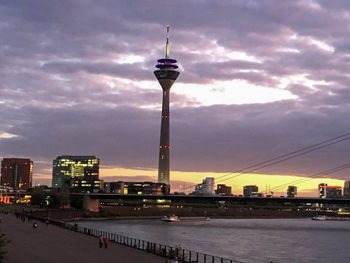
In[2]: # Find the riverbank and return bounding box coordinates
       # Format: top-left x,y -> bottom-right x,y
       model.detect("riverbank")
0,214 -> 166,263
20,206 -> 318,222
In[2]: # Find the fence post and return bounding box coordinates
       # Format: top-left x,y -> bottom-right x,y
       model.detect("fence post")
189,251 -> 192,262
204,254 -> 207,263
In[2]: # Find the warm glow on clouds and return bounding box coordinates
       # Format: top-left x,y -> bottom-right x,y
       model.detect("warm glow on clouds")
0,132 -> 17,139
174,80 -> 297,106
132,79 -> 297,106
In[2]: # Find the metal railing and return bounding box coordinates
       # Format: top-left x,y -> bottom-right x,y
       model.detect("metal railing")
64,223 -> 243,263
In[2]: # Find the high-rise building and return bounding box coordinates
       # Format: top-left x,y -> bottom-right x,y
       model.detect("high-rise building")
215,184 -> 232,196
287,186 -> 297,198
193,177 -> 215,195
243,185 -> 259,197
154,26 -> 180,186
52,155 -> 99,192
1,158 -> 33,190
344,180 -> 350,198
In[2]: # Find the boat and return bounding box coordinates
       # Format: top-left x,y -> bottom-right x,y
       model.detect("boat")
312,215 -> 350,221
312,215 -> 326,221
161,215 -> 180,222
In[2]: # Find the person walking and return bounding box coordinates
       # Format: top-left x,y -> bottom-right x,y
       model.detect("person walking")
103,236 -> 109,249
99,235 -> 103,248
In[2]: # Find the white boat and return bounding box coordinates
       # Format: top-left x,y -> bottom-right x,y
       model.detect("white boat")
161,215 -> 180,222
312,215 -> 326,221
311,215 -> 350,221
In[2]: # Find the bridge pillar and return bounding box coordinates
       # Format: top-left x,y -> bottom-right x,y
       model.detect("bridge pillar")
82,195 -> 99,212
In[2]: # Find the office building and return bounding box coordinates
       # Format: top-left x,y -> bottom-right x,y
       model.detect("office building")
124,182 -> 169,195
71,178 -> 101,193
319,183 -> 327,198
344,180 -> 350,198
104,181 -> 125,194
319,183 -> 342,198
1,158 -> 33,190
215,184 -> 232,196
52,155 -> 99,192
243,185 -> 259,197
154,26 -> 180,186
287,186 -> 297,198
104,181 -> 169,195
193,177 -> 215,195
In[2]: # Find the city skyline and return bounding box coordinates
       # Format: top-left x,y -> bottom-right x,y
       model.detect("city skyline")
1,1 -> 350,196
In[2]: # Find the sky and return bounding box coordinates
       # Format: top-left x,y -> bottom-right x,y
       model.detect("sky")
1,0 -> 350,196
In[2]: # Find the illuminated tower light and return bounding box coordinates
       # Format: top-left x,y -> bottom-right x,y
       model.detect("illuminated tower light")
154,25 -> 180,186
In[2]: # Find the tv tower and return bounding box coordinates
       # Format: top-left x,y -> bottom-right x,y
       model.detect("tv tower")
154,25 -> 180,186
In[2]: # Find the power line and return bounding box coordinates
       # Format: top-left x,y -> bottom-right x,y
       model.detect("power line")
181,132 -> 350,193
268,162 -> 350,193
215,136 -> 350,186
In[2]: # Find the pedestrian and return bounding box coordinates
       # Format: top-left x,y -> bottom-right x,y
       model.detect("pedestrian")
103,236 -> 109,249
169,256 -> 178,263
45,219 -> 49,226
33,222 -> 38,228
99,235 -> 103,248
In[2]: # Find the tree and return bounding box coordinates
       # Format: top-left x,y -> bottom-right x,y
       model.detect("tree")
49,187 -> 70,208
30,187 -> 47,207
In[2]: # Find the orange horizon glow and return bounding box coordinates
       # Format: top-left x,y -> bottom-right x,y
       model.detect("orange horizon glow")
32,166 -> 345,197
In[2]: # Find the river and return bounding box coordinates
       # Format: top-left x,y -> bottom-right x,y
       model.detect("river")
77,218 -> 350,263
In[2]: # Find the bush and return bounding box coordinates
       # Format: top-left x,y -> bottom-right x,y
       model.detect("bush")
0,233 -> 9,262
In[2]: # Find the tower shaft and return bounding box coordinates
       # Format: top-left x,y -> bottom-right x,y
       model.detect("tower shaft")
159,87 -> 170,184
154,70 -> 179,185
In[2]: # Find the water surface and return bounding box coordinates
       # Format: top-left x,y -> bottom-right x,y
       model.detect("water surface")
77,218 -> 350,263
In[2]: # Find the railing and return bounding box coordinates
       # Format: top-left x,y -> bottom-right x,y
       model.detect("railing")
64,223 -> 243,263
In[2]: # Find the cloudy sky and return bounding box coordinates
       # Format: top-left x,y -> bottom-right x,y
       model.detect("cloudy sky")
1,0 -> 350,196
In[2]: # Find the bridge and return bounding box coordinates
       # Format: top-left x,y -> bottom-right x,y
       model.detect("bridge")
73,193 -> 350,212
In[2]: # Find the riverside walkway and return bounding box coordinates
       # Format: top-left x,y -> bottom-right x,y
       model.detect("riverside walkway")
1,214 -> 165,263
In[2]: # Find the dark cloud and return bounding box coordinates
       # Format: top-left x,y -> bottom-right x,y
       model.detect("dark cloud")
1,0 -> 350,186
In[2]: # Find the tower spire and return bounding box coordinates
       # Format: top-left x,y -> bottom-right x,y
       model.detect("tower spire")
165,25 -> 170,59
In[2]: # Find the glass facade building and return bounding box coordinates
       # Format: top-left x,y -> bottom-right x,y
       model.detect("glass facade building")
52,155 -> 99,192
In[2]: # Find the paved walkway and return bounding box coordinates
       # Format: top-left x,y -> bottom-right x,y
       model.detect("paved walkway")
1,215 -> 166,263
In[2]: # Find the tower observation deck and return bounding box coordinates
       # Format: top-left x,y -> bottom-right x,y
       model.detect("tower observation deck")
154,26 -> 180,186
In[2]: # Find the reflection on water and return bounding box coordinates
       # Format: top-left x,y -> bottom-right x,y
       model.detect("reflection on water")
77,218 -> 350,263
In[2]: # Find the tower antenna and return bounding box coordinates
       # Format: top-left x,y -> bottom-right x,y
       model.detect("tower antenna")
165,25 -> 170,59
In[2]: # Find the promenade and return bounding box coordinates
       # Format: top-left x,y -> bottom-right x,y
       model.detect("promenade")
1,214 -> 165,263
